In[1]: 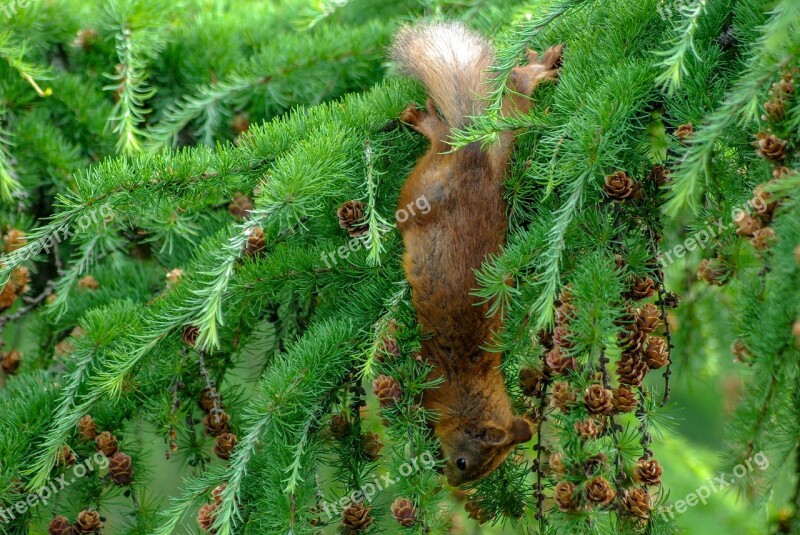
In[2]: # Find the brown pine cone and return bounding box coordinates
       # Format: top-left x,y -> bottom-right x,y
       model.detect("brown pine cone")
342,501 -> 373,533
213,433 -> 237,460
731,339 -> 752,363
554,481 -> 578,512
57,445 -> 77,467
4,228 -> 26,252
520,367 -> 546,397
627,276 -> 657,300
77,415 -> 97,440
204,411 -> 231,436
109,451 -> 134,485
245,226 -> 266,256
380,337 -> 401,360
616,353 -> 649,387
390,497 -> 417,527
337,200 -> 368,238
552,324 -> 575,349
95,431 -> 118,457
0,281 -> 17,311
675,122 -> 693,141
232,113 -> 250,136
1,349 -> 21,374
603,171 -> 638,201
49,516 -> 74,535
199,387 -> 220,413
647,165 -> 671,186
585,476 -> 616,508
329,413 -> 351,439
77,275 -> 99,291
574,418 -> 604,440
775,166 -> 793,179
778,72 -> 795,95
750,185 -> 779,221
75,509 -> 102,533
555,301 -> 577,325
643,336 -> 669,369
557,284 -> 573,305
197,503 -> 217,532
583,384 -> 614,415
763,99 -> 784,120
735,213 -> 762,237
372,375 -> 401,407
754,132 -> 788,161
612,385 -> 638,413
751,227 -> 776,250
165,268 -> 184,289
228,192 -> 253,219
583,453 -> 608,477
11,266 -> 29,295
182,325 -> 199,347
634,458 -> 663,486
464,497 -> 493,524
551,381 -> 577,412
212,484 -> 227,505
362,431 -> 383,461
621,487 -> 652,518
636,304 -> 662,334
697,257 -> 729,286
545,347 -> 577,375
548,452 -> 567,476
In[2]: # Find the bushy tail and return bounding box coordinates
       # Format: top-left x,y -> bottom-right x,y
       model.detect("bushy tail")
390,22 -> 495,129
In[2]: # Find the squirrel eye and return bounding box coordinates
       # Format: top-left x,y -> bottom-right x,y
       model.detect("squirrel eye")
456,458 -> 467,470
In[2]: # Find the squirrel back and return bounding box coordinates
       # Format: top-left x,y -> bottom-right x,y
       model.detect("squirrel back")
390,22 -> 495,130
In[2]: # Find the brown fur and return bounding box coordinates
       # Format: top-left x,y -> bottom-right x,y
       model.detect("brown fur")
392,22 -> 562,485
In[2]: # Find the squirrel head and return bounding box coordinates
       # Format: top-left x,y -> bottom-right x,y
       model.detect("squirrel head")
436,414 -> 532,486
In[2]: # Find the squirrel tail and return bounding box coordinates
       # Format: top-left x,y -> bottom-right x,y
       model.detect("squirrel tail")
390,22 -> 495,130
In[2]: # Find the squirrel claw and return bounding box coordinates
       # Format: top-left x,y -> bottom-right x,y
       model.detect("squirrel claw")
400,99 -> 448,142
511,44 -> 564,96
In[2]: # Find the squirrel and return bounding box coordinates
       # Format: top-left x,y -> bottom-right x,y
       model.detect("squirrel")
390,22 -> 562,486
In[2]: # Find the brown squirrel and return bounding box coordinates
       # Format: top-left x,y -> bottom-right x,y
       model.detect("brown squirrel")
391,23 -> 562,485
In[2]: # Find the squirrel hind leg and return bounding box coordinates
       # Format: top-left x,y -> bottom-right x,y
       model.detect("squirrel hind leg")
509,44 -> 563,97
401,99 -> 450,144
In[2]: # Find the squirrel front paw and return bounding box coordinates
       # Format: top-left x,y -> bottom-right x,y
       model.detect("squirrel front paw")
400,98 -> 449,143
510,44 -> 564,96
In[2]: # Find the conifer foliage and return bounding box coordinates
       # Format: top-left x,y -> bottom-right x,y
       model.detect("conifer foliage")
0,0 -> 798,534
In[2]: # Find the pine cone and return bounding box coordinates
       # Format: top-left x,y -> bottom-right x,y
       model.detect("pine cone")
751,227 -> 776,250
3,228 -> 26,252
204,411 -> 231,436
1,349 -> 21,374
697,257 -> 729,286
337,200 -> 368,238
212,484 -> 227,505
199,387 -> 219,413
380,337 -> 400,360
372,375 -> 401,407
603,171 -> 638,201
464,498 -> 493,524
342,501 -> 373,533
775,166 -> 792,179
329,413 -> 351,439
75,509 -> 102,533
555,301 -> 577,325
731,339 -> 752,363
11,266 -> 29,295
750,185 -> 779,221
95,431 -> 118,457
165,268 -> 184,289
778,72 -> 795,95
182,325 -> 199,347
197,503 -> 217,532
213,433 -> 237,460
73,28 -> 98,51
228,192 -> 253,219
583,453 -> 608,477
390,498 -> 416,527
0,281 -> 17,311
548,452 -> 567,476
545,347 -> 577,375
621,487 -> 652,518
109,451 -> 133,485
611,386 -> 637,415
583,384 -> 613,415
49,516 -> 74,535
763,99 -> 785,120
520,367 -> 546,397
557,285 -> 573,305
574,418 -> 604,440
362,431 -> 383,461
586,476 -> 616,508
78,415 -> 97,441
77,275 -> 99,290
552,324 -> 574,349
636,304 -> 662,334
57,445 -> 77,467
643,336 -> 669,369
755,132 -> 788,161
627,276 -> 657,300
647,165 -> 671,186
245,226 -> 266,255
675,122 -> 694,141
616,353 -> 649,387
554,481 -> 578,512
551,381 -> 577,412
735,213 -> 762,237
634,458 -> 663,486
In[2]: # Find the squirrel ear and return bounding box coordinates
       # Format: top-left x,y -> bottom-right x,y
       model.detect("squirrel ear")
510,418 -> 533,445
467,425 -> 508,445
